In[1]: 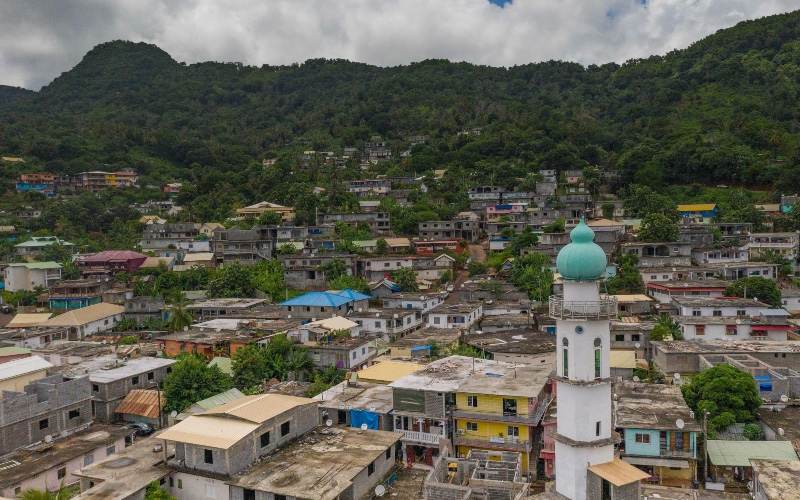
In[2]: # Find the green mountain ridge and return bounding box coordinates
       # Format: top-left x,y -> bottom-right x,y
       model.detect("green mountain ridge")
1,12 -> 800,206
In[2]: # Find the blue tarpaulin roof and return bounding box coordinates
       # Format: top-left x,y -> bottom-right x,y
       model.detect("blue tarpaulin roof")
411,345 -> 431,352
337,289 -> 371,301
280,292 -> 352,307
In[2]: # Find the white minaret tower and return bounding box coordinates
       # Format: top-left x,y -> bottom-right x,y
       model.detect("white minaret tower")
551,220 -> 618,500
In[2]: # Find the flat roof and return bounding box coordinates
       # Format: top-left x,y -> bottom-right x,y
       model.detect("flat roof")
652,340 -> 800,354
428,302 -> 483,315
389,356 -> 522,393
671,296 -> 768,308
390,327 -> 461,348
614,383 -> 701,431
707,440 -> 798,467
73,434 -> 173,499
0,425 -> 132,490
455,364 -> 551,398
750,459 -> 800,498
88,357 -> 176,383
315,381 -> 394,413
464,329 -> 557,355
757,406 -> 800,450
188,298 -> 266,309
31,340 -> 113,357
647,279 -> 731,290
228,426 -> 402,500
355,360 -> 426,384
610,351 -> 637,369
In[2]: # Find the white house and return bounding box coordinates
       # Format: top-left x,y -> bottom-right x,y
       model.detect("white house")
39,303 -> 125,340
4,262 -> 62,291
381,292 -> 446,313
427,303 -> 483,330
671,297 -> 769,318
347,309 -> 423,338
677,311 -> 793,341
781,290 -> 800,314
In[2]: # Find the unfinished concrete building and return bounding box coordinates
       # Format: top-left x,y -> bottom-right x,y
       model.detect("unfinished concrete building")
423,450 -> 529,500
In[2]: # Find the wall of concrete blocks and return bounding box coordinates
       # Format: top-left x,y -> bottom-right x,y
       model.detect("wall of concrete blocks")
586,471 -> 638,500
92,365 -> 172,423
349,439 -> 400,500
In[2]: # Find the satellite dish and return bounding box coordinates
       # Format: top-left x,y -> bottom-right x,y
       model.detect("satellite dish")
332,313 -> 337,317
183,326 -> 189,331
781,395 -> 789,403
736,319 -> 741,324
779,428 -> 785,436
675,419 -> 685,429
375,485 -> 386,497
361,423 -> 368,431
287,315 -> 291,319
326,419 -> 333,427
44,435 -> 53,443
393,314 -> 398,319
673,373 -> 681,380
170,411 -> 178,418
634,342 -> 641,349
376,313 -> 381,317
633,376 -> 640,382
358,308 -> 363,313
311,318 -> 316,322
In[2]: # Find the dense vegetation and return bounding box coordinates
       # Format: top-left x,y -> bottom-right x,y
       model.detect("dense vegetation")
1,11 -> 799,227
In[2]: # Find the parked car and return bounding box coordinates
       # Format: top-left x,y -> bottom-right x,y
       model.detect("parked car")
124,422 -> 154,436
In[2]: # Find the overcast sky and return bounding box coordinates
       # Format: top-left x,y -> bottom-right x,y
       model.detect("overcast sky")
1,0 -> 797,90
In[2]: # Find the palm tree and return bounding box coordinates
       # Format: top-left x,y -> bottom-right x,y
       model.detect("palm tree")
19,481 -> 70,500
165,291 -> 193,332
286,348 -> 315,382
266,351 -> 288,382
656,314 -> 682,340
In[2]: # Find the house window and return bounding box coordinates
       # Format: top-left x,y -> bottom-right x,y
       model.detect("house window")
614,334 -> 625,342
84,454 -> 94,466
712,310 -> 722,317
635,433 -> 651,444
39,418 -> 49,430
106,445 -> 115,455
368,461 -> 375,476
594,338 -> 602,379
321,307 -> 326,312
737,310 -> 746,316
147,372 -> 154,380
57,467 -> 66,479
260,431 -> 270,447
676,431 -> 683,449
169,477 -> 174,488
467,396 -> 478,407
375,321 -> 381,328
204,449 -> 213,464
692,310 -> 701,316
726,326 -> 737,336
466,422 -> 478,432
434,317 -> 441,325
507,426 -> 520,438
631,335 -> 640,342
695,325 -> 705,336
352,351 -> 356,359
177,479 -> 182,489
68,409 -> 80,419
92,384 -> 99,392
562,338 -> 569,378
132,376 -> 139,385
386,447 -> 392,460
281,421 -> 291,436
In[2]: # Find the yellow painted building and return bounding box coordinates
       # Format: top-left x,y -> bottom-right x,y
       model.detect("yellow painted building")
452,365 -> 552,472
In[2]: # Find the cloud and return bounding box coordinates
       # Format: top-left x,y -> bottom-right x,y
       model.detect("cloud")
0,0 -> 796,90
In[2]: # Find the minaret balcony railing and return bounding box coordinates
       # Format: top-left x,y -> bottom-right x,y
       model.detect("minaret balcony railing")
549,296 -> 618,320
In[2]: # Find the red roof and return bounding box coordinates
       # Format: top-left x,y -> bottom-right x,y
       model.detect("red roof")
78,250 -> 148,263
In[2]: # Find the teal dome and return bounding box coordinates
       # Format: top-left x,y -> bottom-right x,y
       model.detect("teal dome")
556,219 -> 608,280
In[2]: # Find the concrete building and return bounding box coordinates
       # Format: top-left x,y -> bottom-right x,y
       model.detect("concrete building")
699,353 -> 800,402
381,292 -> 446,313
279,289 -> 369,319
14,236 -> 74,258
671,296 -> 769,317
347,308 -> 423,339
39,303 -> 125,340
306,337 -> 376,370
615,383 -> 701,487
549,220 -> 647,500
235,201 -> 295,221
427,302 -> 484,330
0,374 -> 92,455
88,357 -> 176,423
323,211 -> 392,235
652,340 -> 800,373
186,298 -> 268,321
621,241 -> 693,268
751,459 -> 800,500
76,250 -> 148,278
781,289 -> 800,313
749,232 -> 799,260
211,226 -> 276,266
646,279 -> 730,304
676,310 -> 793,341
124,295 -> 166,324
3,262 -> 62,291
46,278 -> 118,310
0,425 -> 130,498
418,220 -> 480,242
0,355 -> 53,392
463,330 -> 556,367
314,379 -> 394,431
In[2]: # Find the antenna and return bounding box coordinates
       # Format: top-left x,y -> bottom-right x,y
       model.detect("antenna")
360,423 -> 368,431
326,419 -> 333,427
375,485 -> 386,497
675,419 -> 685,429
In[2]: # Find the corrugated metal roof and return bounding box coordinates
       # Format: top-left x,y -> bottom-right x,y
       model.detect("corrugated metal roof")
610,351 -> 637,369
157,415 -> 258,449
357,361 -> 426,384
587,458 -> 651,487
78,250 -> 148,263
336,289 -> 370,301
0,356 -> 52,382
114,389 -> 165,419
202,393 -> 316,423
305,316 -> 360,331
6,313 -> 53,328
208,357 -> 233,374
280,292 -> 352,307
183,252 -> 215,262
42,303 -> 124,327
677,204 -> 717,211
0,347 -> 31,356
6,261 -> 62,269
195,388 -> 245,410
707,440 -> 799,467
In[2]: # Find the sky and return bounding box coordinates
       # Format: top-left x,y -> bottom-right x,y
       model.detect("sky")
0,0 -> 797,90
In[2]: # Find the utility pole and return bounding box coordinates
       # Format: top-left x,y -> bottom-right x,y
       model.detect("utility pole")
702,410 -> 710,485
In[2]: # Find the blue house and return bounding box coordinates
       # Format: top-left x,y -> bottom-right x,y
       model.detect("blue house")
677,204 -> 718,223
279,289 -> 370,320
615,383 -> 701,487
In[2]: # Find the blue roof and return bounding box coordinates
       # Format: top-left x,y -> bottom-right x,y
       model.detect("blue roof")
280,292 -> 352,307
337,288 -> 371,301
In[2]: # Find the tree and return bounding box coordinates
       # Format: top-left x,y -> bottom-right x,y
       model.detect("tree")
623,185 -> 680,221
279,243 -> 297,254
35,243 -> 73,263
286,348 -> 315,381
509,252 -> 553,301
59,259 -> 81,280
144,481 -> 176,500
18,482 -> 71,500
320,258 -> 348,281
542,218 -> 565,233
468,261 -> 488,276
231,344 -> 271,390
162,353 -> 234,413
637,213 -> 679,242
510,229 -> 538,256
655,314 -> 683,340
208,262 -> 255,298
744,423 -> 764,441
649,324 -> 672,341
439,270 -> 452,283
681,364 -> 761,434
257,211 -> 282,226
328,274 -> 370,294
605,253 -> 644,294
390,267 -> 419,292
253,259 -> 285,301
601,203 -> 616,220
165,291 -> 193,332
375,238 -> 389,255
724,276 -> 781,308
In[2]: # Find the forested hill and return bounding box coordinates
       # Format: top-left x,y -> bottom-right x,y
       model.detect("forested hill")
2,10 -> 800,199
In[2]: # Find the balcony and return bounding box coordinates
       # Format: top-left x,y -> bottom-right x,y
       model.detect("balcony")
454,435 -> 532,453
453,410 -> 539,425
397,429 -> 443,445
549,296 -> 618,320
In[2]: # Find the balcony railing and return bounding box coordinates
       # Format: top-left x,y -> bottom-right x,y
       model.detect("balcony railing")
658,449 -> 696,459
549,296 -> 618,320
454,435 -> 532,453
397,429 -> 443,445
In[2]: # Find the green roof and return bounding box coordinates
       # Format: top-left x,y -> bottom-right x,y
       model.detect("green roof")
0,347 -> 31,356
7,261 -> 62,269
707,440 -> 799,467
196,387 -> 243,409
14,238 -> 74,248
353,240 -> 378,247
208,357 -> 233,375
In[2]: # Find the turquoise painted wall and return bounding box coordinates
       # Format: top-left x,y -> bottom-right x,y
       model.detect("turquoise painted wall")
624,429 -> 661,456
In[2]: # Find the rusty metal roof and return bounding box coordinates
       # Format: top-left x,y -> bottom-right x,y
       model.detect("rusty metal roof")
114,389 -> 165,419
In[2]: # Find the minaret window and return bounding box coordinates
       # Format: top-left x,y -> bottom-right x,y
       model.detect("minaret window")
594,338 -> 602,379
562,338 -> 569,377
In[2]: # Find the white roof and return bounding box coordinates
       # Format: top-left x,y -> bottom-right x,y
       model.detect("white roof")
0,356 -> 53,382
88,357 -> 176,383
304,316 -> 360,331
389,355 -> 517,392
